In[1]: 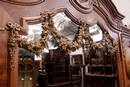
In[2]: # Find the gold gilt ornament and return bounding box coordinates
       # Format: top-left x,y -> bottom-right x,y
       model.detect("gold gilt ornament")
0,22 -> 24,69
0,10 -> 118,70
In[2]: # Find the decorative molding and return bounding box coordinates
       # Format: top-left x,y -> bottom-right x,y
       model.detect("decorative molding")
99,0 -> 125,22
69,0 -> 93,14
20,16 -> 41,35
1,0 -> 44,6
93,1 -> 124,33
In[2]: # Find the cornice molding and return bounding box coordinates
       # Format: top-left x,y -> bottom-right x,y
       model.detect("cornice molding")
121,26 -> 130,38
93,5 -> 123,34
99,0 -> 125,22
1,0 -> 44,6
93,0 -> 130,38
69,0 -> 93,14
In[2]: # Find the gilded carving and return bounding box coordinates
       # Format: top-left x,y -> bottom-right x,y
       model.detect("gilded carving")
92,0 -> 98,4
0,10 -> 118,69
6,22 -> 23,69
0,27 -> 5,31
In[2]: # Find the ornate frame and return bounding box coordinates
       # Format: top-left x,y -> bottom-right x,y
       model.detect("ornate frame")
0,9 -> 118,70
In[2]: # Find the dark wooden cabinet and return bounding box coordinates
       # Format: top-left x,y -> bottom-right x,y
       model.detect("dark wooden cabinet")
45,49 -> 70,87
85,50 -> 118,87
69,54 -> 85,87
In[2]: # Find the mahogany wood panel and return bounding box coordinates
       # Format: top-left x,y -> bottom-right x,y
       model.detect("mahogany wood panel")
0,5 -> 15,26
0,31 -> 9,87
0,5 -> 15,87
10,47 -> 18,87
0,0 -> 95,26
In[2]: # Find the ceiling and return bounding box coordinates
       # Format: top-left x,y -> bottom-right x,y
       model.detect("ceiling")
112,0 -> 130,26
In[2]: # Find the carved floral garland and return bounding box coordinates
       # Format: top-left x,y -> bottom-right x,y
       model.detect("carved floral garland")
0,10 -> 118,69
40,11 -> 118,54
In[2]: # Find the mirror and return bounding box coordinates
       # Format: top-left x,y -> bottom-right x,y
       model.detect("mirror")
0,8 -> 119,87
18,12 -> 84,87
125,46 -> 130,79
89,24 -> 103,43
16,10 -> 118,87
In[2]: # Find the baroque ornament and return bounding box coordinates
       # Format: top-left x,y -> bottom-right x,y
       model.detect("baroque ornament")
0,22 -> 23,69
0,10 -> 118,70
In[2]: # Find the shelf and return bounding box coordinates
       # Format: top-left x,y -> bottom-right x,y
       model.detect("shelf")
87,65 -> 115,67
88,65 -> 104,67
85,73 -> 115,77
72,79 -> 81,83
56,65 -> 66,67
72,75 -> 82,79
105,65 -> 114,67
47,81 -> 70,87
70,65 -> 85,67
105,74 -> 115,77
86,73 -> 105,77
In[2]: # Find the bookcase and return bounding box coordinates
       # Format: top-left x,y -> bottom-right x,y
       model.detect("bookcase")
85,49 -> 118,87
69,54 -> 85,87
45,49 -> 70,87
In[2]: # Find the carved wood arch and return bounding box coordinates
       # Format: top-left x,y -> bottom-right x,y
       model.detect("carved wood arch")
93,0 -> 125,33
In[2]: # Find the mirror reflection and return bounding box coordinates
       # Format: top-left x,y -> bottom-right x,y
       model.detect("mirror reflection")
89,24 -> 103,43
18,12 -> 103,87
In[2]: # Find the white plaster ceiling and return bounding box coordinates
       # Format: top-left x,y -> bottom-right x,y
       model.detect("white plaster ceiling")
112,0 -> 130,26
